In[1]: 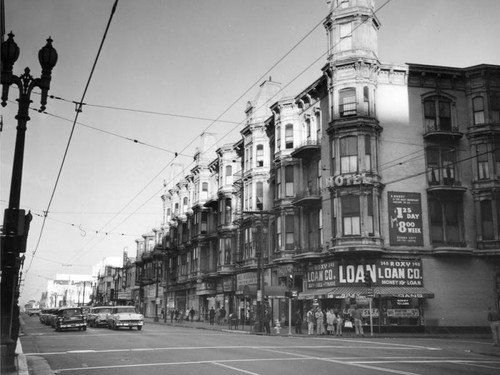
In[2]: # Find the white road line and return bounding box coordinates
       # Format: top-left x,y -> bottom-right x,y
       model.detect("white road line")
212,362 -> 262,375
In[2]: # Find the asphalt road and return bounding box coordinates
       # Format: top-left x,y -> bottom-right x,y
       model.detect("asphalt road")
20,315 -> 500,375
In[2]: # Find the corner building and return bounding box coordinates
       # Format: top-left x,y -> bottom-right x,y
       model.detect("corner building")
267,0 -> 499,332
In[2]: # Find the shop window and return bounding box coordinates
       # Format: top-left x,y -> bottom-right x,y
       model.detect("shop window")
285,215 -> 295,250
339,88 -> 356,117
342,195 -> 360,236
285,124 -> 294,149
473,96 -> 485,125
424,95 -> 452,131
429,195 -> 463,246
427,148 -> 456,185
285,165 -> 294,196
256,144 -> 264,167
340,136 -> 358,173
481,200 -> 494,240
477,143 -> 490,180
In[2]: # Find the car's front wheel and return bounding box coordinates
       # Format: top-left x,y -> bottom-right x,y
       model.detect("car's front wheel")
137,326 -> 142,331
82,325 -> 87,331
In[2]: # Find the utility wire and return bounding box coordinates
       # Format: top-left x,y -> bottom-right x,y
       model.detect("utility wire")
24,0 -> 120,279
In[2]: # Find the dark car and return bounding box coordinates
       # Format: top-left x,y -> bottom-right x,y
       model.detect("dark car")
54,307 -> 87,332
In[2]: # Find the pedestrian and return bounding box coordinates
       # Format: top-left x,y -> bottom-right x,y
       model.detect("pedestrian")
307,308 -> 315,335
219,306 -> 226,325
215,308 -> 221,325
161,307 -> 165,320
326,308 -> 335,335
353,306 -> 364,336
294,309 -> 303,334
335,310 -> 343,336
174,309 -> 179,323
209,307 -> 215,325
189,307 -> 195,322
487,306 -> 500,346
170,309 -> 174,323
179,309 -> 184,323
315,307 -> 325,335
262,309 -> 271,334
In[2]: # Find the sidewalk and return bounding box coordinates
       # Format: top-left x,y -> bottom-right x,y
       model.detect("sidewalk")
145,316 -> 500,358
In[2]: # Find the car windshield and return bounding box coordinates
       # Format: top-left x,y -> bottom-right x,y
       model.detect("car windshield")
95,308 -> 111,313
116,308 -> 136,313
62,309 -> 81,317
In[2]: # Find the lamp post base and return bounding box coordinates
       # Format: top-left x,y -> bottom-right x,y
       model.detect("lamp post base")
1,338 -> 17,372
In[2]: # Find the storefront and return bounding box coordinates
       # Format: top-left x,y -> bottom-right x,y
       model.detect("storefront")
298,258 -> 434,333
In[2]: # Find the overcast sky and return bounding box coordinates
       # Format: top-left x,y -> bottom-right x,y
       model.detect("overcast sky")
2,0 -> 500,305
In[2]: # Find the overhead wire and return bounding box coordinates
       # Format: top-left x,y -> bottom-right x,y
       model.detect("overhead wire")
23,0 -> 120,280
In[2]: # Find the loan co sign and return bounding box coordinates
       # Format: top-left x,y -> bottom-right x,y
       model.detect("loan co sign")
306,259 -> 424,289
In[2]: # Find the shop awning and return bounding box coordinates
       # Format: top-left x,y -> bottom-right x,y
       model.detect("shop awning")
374,286 -> 434,298
299,286 -> 435,300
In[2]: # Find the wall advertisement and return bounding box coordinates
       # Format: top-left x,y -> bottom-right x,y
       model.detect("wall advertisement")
306,259 -> 424,289
388,191 -> 423,246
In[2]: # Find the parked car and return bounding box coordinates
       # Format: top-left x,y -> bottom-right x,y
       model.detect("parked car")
106,306 -> 144,331
87,306 -> 113,328
54,307 -> 87,332
26,308 -> 41,317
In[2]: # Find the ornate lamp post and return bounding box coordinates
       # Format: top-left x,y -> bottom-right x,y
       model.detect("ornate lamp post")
1,32 -> 57,371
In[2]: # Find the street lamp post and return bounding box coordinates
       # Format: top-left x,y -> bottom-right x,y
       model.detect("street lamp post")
0,32 -> 57,371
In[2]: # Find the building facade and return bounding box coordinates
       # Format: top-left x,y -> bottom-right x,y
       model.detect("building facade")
130,0 -> 500,332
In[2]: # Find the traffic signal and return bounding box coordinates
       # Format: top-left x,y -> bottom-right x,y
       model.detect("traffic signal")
363,271 -> 372,287
287,274 -> 294,289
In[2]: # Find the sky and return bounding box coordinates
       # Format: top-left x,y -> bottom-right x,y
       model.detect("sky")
2,0 -> 500,306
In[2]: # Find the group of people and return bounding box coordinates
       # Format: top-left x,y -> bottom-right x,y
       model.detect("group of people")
162,307 -> 196,323
208,306 -> 226,325
302,306 -> 364,337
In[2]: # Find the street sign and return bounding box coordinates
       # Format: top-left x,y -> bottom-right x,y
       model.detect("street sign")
366,288 -> 374,298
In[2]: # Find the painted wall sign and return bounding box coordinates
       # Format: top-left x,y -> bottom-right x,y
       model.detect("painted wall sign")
306,259 -> 424,289
388,192 -> 424,246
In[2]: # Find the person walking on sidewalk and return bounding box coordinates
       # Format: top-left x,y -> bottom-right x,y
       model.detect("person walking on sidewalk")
294,309 -> 303,334
487,306 -> 500,346
209,307 -> 216,325
306,308 -> 315,335
353,306 -> 364,336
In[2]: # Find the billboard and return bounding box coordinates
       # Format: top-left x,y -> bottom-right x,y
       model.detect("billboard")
388,192 -> 423,246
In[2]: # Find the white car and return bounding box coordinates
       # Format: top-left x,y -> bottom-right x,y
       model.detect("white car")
106,306 -> 144,331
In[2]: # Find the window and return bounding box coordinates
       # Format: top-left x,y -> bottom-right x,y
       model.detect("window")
364,135 -> 372,172
225,165 -> 232,185
315,110 -> 321,136
276,217 -> 282,249
276,126 -> 281,151
307,211 -> 319,250
201,211 -> 207,234
340,136 -> 358,173
285,124 -> 294,149
477,144 -> 490,180
285,216 -> 295,250
473,96 -> 485,125
243,228 -> 254,260
319,208 -> 324,245
256,182 -> 263,210
256,144 -> 264,167
481,200 -> 494,240
339,22 -> 352,51
491,94 -> 500,122
285,165 -> 294,196
201,182 -> 208,199
331,139 -> 336,175
339,88 -> 356,117
342,195 -> 360,236
427,148 -> 456,185
276,169 -> 282,199
317,160 -> 322,191
363,86 -> 370,115
306,117 -> 311,139
225,198 -> 232,224
429,196 -> 463,246
424,95 -> 452,131
367,193 -> 374,235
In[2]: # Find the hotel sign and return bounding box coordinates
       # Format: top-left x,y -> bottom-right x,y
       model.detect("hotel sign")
326,173 -> 372,188
388,192 -> 423,246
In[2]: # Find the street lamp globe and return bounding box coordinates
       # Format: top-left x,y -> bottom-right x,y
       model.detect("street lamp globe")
38,37 -> 58,71
1,32 -> 20,69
